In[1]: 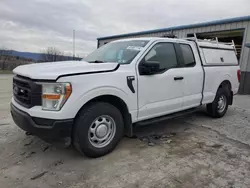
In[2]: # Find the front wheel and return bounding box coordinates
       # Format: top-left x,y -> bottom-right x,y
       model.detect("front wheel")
73,102 -> 124,158
207,87 -> 229,118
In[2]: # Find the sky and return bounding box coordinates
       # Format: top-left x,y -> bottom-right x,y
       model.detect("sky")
0,0 -> 250,57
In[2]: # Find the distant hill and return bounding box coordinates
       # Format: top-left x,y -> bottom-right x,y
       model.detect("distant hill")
4,50 -> 81,61
11,51 -> 42,61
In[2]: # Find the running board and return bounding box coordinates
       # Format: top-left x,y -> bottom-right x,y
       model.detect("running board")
136,107 -> 200,127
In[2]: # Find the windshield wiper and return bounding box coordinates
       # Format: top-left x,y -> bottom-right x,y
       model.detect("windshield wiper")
88,60 -> 104,63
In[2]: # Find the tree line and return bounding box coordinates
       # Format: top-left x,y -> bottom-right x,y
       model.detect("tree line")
0,48 -> 13,70
39,47 -> 81,62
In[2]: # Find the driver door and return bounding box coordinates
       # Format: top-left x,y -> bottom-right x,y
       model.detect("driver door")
137,42 -> 183,121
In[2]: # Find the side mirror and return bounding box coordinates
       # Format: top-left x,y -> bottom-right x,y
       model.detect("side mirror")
139,60 -> 160,75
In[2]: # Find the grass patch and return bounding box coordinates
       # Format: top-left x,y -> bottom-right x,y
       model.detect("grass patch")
0,70 -> 13,74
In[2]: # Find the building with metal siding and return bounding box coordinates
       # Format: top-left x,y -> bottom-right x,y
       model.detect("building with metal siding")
97,15 -> 250,94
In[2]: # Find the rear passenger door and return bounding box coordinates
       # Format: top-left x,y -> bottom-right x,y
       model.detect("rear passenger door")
177,42 -> 204,109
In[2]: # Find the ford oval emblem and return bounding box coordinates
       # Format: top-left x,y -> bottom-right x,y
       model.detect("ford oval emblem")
13,86 -> 19,95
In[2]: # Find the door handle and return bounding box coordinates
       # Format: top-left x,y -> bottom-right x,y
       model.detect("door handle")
174,76 -> 184,81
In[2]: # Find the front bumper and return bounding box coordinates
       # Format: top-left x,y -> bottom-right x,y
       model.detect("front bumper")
11,103 -> 74,141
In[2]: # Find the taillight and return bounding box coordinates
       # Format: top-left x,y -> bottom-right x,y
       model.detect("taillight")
237,70 -> 241,82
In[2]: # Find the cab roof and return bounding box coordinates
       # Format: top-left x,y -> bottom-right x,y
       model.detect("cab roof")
113,37 -> 235,50
112,37 -> 188,43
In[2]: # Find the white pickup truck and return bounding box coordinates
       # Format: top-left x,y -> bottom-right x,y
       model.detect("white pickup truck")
11,37 -> 240,157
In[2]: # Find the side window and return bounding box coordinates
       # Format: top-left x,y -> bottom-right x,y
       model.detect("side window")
180,44 -> 195,67
145,43 -> 178,70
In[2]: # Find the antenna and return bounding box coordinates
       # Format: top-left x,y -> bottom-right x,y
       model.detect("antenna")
73,30 -> 75,60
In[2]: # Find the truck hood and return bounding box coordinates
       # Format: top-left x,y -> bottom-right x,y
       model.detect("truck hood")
13,61 -> 119,80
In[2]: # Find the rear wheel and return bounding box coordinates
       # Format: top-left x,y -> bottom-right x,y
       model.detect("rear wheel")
73,102 -> 124,158
207,87 -> 230,118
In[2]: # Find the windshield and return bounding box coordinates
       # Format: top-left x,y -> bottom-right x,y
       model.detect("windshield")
84,40 -> 149,64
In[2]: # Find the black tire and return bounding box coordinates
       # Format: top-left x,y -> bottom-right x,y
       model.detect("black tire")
207,87 -> 230,118
73,102 -> 124,158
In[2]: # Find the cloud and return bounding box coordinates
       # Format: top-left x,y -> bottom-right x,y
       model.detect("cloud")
0,0 -> 249,56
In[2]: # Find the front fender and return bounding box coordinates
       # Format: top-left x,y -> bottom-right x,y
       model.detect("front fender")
70,86 -> 133,118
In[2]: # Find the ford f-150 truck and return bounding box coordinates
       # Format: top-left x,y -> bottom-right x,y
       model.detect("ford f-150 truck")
11,37 -> 240,157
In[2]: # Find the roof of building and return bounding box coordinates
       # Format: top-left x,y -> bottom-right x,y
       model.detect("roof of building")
97,15 -> 250,41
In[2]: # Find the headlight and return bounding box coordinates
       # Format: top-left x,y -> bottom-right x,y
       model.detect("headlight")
42,83 -> 72,111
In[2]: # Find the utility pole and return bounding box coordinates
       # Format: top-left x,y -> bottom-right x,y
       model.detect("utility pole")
73,30 -> 75,60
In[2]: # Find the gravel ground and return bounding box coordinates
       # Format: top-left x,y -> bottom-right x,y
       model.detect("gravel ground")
1,74 -> 250,188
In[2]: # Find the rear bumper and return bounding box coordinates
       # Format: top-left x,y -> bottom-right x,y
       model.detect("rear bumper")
11,103 -> 73,141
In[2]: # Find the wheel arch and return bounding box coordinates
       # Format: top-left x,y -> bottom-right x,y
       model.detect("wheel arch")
74,94 -> 133,137
217,80 -> 233,105
218,80 -> 232,91
208,73 -> 233,104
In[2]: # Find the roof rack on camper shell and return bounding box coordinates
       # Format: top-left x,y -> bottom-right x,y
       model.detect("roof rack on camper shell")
183,33 -> 237,55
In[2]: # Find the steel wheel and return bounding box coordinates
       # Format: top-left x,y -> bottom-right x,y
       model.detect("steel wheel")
217,95 -> 227,113
207,87 -> 230,118
88,115 -> 116,148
